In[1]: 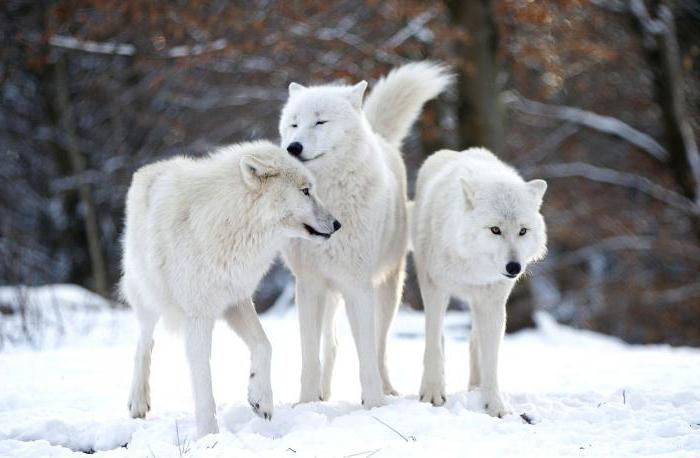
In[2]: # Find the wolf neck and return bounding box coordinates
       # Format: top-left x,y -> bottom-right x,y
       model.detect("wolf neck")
192,158 -> 282,262
305,118 -> 383,190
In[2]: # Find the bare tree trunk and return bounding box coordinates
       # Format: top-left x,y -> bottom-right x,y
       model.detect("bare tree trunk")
53,57 -> 109,298
443,0 -> 534,331
444,0 -> 504,153
631,0 -> 700,238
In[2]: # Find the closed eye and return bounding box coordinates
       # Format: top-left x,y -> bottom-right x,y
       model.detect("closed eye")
315,120 -> 327,126
291,124 -> 298,128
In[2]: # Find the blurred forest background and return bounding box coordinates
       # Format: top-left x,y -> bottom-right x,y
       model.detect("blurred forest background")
1,0 -> 699,346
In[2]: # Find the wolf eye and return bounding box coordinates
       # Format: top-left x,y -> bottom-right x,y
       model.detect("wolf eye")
301,187 -> 310,196
519,228 -> 527,236
291,124 -> 298,128
315,120 -> 327,126
490,226 -> 501,235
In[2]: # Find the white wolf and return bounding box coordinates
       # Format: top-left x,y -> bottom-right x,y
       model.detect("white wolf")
278,62 -> 452,407
413,147 -> 547,417
121,141 -> 339,438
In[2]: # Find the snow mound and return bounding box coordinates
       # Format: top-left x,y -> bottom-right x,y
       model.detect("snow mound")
0,284 -> 123,351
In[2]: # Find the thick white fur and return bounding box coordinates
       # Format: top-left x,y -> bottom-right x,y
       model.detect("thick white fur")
121,141 -> 337,438
364,62 -> 454,147
413,147 -> 547,418
279,62 -> 452,407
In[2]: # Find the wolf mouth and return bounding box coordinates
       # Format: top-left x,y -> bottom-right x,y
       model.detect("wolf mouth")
304,224 -> 331,239
503,273 -> 517,279
299,153 -> 326,163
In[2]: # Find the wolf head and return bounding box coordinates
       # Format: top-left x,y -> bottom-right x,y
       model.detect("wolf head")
239,144 -> 341,241
457,178 -> 548,283
278,81 -> 368,164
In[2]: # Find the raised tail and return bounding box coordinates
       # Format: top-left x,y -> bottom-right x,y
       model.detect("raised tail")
364,61 -> 453,147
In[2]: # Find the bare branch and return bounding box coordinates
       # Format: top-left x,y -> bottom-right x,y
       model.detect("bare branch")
548,235 -> 655,269
383,9 -> 437,49
523,162 -> 700,214
523,122 -> 580,165
289,19 -> 404,66
589,0 -> 628,13
49,34 -> 228,59
49,35 -> 135,56
629,0 -> 664,35
642,282 -> 700,304
504,91 -> 669,161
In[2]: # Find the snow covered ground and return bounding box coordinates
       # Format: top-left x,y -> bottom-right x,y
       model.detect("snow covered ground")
1,286 -> 699,457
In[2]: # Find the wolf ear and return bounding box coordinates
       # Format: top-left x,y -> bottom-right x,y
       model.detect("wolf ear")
460,178 -> 476,211
240,154 -> 279,189
527,179 -> 547,206
347,80 -> 367,111
289,82 -> 306,95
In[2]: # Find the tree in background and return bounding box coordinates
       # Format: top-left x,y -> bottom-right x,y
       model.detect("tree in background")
1,0 -> 699,345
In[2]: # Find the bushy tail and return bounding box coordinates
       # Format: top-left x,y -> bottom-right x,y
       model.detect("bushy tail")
364,61 -> 453,147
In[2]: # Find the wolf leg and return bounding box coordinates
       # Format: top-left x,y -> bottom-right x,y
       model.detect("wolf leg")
418,277 -> 450,406
224,299 -> 273,420
184,317 -> 218,438
128,305 -> 159,419
468,321 -> 481,390
471,287 -> 511,418
341,281 -> 384,408
320,291 -> 341,401
296,278 -> 327,403
375,262 -> 406,395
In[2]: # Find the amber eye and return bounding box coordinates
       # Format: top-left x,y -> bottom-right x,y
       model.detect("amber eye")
519,228 -> 527,236
301,188 -> 310,196
490,226 -> 501,235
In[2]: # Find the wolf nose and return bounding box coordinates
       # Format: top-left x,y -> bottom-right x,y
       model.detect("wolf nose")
287,142 -> 303,156
506,262 -> 521,276
332,220 -> 342,232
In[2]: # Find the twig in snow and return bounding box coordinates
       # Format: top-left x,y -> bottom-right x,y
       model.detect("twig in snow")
372,416 -> 416,442
344,449 -> 383,458
175,420 -> 190,456
520,413 -> 534,425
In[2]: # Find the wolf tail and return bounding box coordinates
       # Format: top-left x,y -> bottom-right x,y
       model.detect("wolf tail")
364,61 -> 453,147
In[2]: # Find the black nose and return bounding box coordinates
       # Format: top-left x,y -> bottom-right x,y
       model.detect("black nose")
506,262 -> 521,276
332,220 -> 341,232
287,142 -> 303,156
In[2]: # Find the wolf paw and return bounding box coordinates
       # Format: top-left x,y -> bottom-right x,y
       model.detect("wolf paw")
195,418 -> 219,439
482,390 -> 511,418
361,391 -> 385,409
383,384 -> 399,396
419,380 -> 446,406
128,388 -> 150,419
298,386 -> 324,404
248,378 -> 273,421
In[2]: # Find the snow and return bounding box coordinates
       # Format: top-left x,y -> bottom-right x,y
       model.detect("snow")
1,285 -> 699,457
